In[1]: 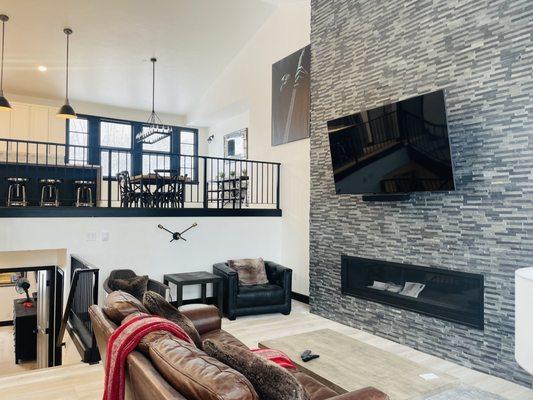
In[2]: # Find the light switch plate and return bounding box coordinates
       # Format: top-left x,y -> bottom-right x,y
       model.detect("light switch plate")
101,231 -> 109,242
86,232 -> 97,242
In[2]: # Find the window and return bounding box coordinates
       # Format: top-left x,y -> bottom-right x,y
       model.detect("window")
100,121 -> 132,178
142,127 -> 171,174
67,118 -> 89,165
180,130 -> 197,179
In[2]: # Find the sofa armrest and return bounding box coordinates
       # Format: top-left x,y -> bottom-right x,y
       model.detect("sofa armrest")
103,278 -> 112,294
213,263 -> 239,319
148,279 -> 170,299
178,304 -> 221,335
329,387 -> 389,400
265,261 -> 292,291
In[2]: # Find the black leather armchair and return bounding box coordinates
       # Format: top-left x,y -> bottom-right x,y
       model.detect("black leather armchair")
213,261 -> 292,320
103,269 -> 169,298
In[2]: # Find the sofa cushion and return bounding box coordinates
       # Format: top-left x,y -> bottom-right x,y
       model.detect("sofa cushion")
203,339 -> 308,400
293,372 -> 339,400
228,258 -> 269,286
148,336 -> 259,400
201,329 -> 249,350
103,290 -> 149,324
143,291 -> 203,349
109,275 -> 149,300
236,283 -> 285,308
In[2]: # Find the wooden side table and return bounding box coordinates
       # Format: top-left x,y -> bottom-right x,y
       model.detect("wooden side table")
164,271 -> 223,309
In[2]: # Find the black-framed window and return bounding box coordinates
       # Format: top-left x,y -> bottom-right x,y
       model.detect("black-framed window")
100,121 -> 133,178
66,115 -> 199,180
179,130 -> 197,180
67,118 -> 89,165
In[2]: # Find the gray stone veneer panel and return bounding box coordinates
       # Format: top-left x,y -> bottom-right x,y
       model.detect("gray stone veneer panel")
309,0 -> 533,387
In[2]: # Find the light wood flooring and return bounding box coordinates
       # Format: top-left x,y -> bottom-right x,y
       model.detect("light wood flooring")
0,301 -> 531,400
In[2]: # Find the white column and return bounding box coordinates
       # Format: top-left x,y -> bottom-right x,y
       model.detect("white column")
515,267 -> 533,375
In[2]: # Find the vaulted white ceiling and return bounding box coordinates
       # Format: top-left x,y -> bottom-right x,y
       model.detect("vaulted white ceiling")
1,0 -> 292,117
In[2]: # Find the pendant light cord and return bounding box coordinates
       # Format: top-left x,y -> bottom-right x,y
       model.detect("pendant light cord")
152,59 -> 156,114
65,32 -> 70,100
1,19 -> 5,91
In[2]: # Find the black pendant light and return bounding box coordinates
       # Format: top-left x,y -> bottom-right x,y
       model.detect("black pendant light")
0,14 -> 11,111
135,58 -> 172,144
57,28 -> 76,119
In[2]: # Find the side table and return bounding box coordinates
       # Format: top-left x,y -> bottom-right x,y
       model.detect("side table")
163,271 -> 223,309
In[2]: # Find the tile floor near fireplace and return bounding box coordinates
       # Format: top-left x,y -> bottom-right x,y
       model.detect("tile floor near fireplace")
341,255 -> 484,329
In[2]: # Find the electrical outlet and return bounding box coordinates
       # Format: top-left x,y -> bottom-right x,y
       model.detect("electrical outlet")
101,231 -> 109,242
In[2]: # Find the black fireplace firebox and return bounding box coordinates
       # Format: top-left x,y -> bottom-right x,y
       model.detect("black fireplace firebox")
341,255 -> 484,329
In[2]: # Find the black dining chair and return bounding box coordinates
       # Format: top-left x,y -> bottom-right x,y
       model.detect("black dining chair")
117,171 -> 148,208
154,169 -> 186,208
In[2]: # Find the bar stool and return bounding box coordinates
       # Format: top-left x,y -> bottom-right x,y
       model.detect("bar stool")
74,180 -> 95,207
6,177 -> 29,207
39,178 -> 61,207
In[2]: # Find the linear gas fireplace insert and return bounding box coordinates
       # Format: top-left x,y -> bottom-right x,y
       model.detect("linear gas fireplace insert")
341,255 -> 484,329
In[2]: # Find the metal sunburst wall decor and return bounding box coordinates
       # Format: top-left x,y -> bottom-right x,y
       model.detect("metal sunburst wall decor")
158,223 -> 198,242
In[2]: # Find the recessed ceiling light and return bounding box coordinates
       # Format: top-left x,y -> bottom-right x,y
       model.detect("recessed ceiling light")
37,65 -> 47,72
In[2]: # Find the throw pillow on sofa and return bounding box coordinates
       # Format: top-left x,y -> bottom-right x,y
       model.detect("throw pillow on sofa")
228,258 -> 269,286
103,290 -> 149,324
148,336 -> 259,400
143,291 -> 203,349
203,339 -> 308,400
108,275 -> 149,300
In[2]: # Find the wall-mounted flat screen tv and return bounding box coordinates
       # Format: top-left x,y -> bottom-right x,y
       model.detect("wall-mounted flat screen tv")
327,90 -> 455,195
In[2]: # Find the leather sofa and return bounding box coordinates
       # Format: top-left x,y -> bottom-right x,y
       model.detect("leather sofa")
213,261 -> 292,320
103,269 -> 169,298
89,302 -> 389,400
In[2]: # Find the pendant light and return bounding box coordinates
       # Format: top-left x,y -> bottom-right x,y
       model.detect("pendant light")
135,58 -> 171,144
0,14 -> 11,111
57,28 -> 76,119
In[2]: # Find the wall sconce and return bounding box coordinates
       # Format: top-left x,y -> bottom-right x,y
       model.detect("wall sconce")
207,135 -> 214,144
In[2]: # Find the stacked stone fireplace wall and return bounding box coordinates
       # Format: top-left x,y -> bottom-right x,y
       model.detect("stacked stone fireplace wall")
309,0 -> 533,387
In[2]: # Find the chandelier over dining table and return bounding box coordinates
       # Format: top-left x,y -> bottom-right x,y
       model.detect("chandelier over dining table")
136,57 -> 172,144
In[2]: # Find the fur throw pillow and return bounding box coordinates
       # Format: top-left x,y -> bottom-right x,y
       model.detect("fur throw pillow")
108,275 -> 149,301
203,339 -> 308,400
228,258 -> 269,286
143,291 -> 203,349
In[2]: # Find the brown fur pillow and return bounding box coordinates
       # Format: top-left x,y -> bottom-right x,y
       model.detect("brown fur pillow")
228,258 -> 269,286
108,275 -> 149,300
203,339 -> 308,400
143,291 -> 203,349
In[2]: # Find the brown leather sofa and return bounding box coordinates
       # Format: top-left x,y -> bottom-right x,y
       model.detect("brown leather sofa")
89,303 -> 388,400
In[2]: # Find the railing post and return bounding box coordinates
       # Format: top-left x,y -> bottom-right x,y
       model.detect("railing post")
276,164 -> 281,210
107,150 -> 112,208
203,157 -> 208,209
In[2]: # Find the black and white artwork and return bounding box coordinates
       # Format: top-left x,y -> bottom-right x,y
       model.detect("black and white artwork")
271,45 -> 311,146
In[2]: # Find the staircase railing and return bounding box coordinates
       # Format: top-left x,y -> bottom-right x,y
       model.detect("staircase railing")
57,255 -> 100,364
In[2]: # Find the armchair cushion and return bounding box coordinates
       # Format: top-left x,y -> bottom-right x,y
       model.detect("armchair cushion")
228,258 -> 269,286
143,291 -> 203,349
236,284 -> 285,308
109,275 -> 149,300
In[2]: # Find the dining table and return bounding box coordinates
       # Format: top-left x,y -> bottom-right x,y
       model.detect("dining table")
129,170 -> 188,208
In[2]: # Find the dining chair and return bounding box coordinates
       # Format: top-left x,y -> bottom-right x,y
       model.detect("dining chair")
154,169 -> 186,208
117,171 -> 147,208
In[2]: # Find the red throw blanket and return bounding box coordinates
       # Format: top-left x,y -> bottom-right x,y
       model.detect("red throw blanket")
103,314 -> 193,400
251,348 -> 297,370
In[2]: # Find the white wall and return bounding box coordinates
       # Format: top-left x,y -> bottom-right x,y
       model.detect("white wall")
0,217 -> 282,305
189,2 -> 311,295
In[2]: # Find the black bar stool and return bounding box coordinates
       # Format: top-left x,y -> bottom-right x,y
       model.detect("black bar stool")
6,177 -> 29,207
74,180 -> 95,207
39,178 -> 61,207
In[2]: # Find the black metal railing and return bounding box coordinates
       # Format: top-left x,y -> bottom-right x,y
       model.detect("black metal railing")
57,255 -> 100,364
0,138 -> 281,211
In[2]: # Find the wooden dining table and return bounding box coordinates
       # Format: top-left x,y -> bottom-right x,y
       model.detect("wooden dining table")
129,171 -> 188,208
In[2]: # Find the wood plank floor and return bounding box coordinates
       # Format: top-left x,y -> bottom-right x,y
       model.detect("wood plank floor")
0,301 -> 531,400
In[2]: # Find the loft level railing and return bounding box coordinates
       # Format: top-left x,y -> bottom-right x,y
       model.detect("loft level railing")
57,255 -> 100,364
0,138 -> 281,213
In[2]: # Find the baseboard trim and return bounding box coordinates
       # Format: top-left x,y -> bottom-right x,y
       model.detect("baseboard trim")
292,292 -> 310,304
0,320 -> 13,327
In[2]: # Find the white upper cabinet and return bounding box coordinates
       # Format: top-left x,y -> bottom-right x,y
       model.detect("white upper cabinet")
0,101 -> 66,144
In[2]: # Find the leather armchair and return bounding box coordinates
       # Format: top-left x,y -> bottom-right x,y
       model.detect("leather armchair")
213,261 -> 292,320
103,269 -> 169,298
